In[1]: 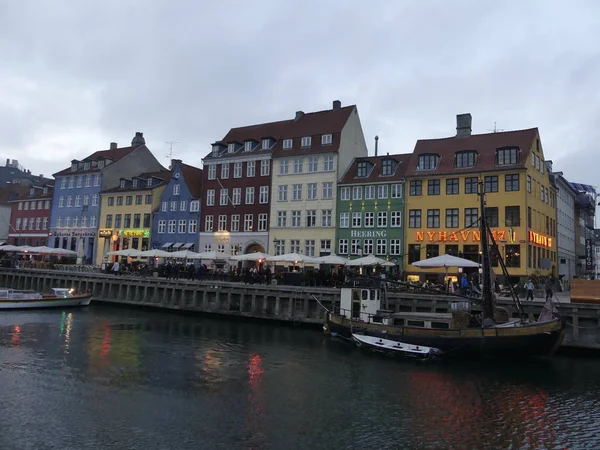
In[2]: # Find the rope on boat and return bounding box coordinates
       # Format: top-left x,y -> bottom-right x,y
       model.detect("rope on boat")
565,322 -> 599,329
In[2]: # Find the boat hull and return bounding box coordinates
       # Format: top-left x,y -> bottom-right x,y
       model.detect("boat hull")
327,314 -> 566,359
352,334 -> 439,361
0,294 -> 93,310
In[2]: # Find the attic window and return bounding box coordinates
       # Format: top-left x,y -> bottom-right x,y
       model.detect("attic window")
84,162 -> 90,170
105,159 -> 112,166
301,137 -> 312,148
283,139 -> 293,150
212,145 -> 220,156
244,141 -> 253,152
43,187 -> 48,194
120,180 -> 126,188
417,154 -> 439,171
147,177 -> 153,187
132,179 -> 138,188
321,134 -> 332,145
455,151 -> 476,168
357,161 -> 369,177
98,160 -> 105,169
29,188 -> 35,195
262,139 -> 270,150
496,147 -> 519,165
381,159 -> 396,176
71,162 -> 78,172
228,143 -> 236,153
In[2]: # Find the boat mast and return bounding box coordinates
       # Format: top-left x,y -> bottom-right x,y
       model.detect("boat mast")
478,181 -> 494,323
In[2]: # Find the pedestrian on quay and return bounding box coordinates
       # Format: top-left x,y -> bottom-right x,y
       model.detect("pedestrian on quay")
112,260 -> 120,276
545,277 -> 554,301
524,278 -> 535,301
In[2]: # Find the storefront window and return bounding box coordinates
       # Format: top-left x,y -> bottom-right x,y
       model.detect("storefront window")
408,244 -> 421,264
505,245 -> 521,268
445,245 -> 459,256
463,245 -> 479,263
426,244 -> 439,258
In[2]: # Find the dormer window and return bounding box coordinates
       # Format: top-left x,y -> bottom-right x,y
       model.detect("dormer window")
84,162 -> 90,170
147,177 -> 153,187
120,180 -> 126,188
244,141 -> 253,152
381,159 -> 396,176
105,158 -> 112,166
212,145 -> 220,156
262,139 -> 270,150
455,151 -> 476,168
283,139 -> 293,149
417,154 -> 439,171
29,188 -> 35,196
132,179 -> 138,188
301,137 -> 312,148
43,187 -> 48,194
496,147 -> 519,165
321,134 -> 332,145
71,161 -> 78,172
357,161 -> 369,177
98,160 -> 105,169
228,143 -> 236,153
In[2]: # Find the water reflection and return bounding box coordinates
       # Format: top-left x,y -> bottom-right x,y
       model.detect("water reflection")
244,354 -> 267,449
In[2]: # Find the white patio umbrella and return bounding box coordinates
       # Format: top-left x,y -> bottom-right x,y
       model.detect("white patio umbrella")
230,252 -> 271,261
170,249 -> 203,259
312,254 -> 349,265
50,248 -> 78,256
193,250 -> 229,260
34,246 -> 57,254
346,255 -> 395,267
107,248 -> 143,257
139,249 -> 172,258
411,254 -> 480,270
0,245 -> 21,251
266,252 -> 318,263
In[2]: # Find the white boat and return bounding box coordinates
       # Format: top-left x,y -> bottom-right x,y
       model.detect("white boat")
0,288 -> 93,310
351,333 -> 441,360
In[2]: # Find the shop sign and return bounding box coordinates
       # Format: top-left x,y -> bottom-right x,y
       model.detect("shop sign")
415,229 -> 515,243
118,229 -> 150,238
528,231 -> 552,248
98,229 -> 113,238
585,238 -> 594,270
350,230 -> 387,238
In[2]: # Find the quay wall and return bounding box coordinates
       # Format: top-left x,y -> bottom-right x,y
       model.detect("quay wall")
1,269 -> 599,350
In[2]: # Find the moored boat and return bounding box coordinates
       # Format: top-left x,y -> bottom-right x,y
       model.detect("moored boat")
351,333 -> 441,360
0,288 -> 93,310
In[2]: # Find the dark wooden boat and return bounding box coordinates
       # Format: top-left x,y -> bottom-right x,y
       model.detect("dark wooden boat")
323,181 -> 566,359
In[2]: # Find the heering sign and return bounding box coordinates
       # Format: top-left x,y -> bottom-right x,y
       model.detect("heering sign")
528,231 -> 552,248
415,229 -> 514,242
350,230 -> 387,238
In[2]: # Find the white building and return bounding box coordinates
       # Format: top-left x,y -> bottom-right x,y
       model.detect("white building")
553,173 -> 577,289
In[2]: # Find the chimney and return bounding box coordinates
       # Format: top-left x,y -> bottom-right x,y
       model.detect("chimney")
5,159 -> 8,166
456,113 -> 472,138
546,160 -> 553,173
295,111 -> 304,121
131,132 -> 146,146
374,135 -> 379,156
110,142 -> 118,150
332,100 -> 341,110
170,159 -> 182,170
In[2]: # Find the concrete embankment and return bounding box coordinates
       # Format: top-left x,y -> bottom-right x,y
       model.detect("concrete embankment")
1,268 -> 598,350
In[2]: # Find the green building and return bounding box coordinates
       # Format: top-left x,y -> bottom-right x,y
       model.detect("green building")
336,154 -> 411,271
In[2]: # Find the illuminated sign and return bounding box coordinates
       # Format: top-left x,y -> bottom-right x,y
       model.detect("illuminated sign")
528,231 -> 552,248
118,229 -> 150,238
350,230 -> 387,238
415,229 -> 515,243
215,231 -> 230,243
98,229 -> 113,238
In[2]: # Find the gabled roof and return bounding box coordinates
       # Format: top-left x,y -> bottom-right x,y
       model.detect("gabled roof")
569,182 -> 596,195
100,170 -> 171,194
0,185 -> 31,205
178,163 -> 203,198
10,185 -> 54,202
205,104 -> 356,160
405,128 -> 539,177
339,153 -> 412,184
53,145 -> 139,177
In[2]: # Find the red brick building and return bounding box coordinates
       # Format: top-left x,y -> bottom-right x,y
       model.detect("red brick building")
8,184 -> 54,246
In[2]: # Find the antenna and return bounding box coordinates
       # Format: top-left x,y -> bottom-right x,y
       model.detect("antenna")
487,122 -> 505,133
165,141 -> 180,160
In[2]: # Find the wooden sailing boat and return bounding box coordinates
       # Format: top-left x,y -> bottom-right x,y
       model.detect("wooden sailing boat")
324,181 -> 566,358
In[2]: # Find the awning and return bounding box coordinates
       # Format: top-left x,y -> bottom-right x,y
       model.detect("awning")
162,242 -> 173,248
182,243 -> 194,249
173,243 -> 183,249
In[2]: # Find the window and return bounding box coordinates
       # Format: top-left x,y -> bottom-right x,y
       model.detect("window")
446,178 -> 459,195
134,194 -> 143,205
233,162 -> 242,178
247,161 -> 256,177
107,196 -> 114,207
445,245 -> 459,256
376,239 -> 387,255
484,176 -> 498,193
68,177 -> 74,188
278,185 -> 288,202
426,244 -> 439,259
305,240 -> 315,257
409,210 -> 421,228
85,175 -> 91,187
208,165 -> 216,180
114,214 -> 122,228
377,185 -> 388,199
496,147 -> 519,165
485,207 -> 499,227
390,239 -> 401,255
391,211 -> 402,227
428,180 -> 440,195
364,212 -> 374,227
340,212 -> 349,228
168,220 -> 176,233
124,214 -> 131,228
180,200 -> 187,211
352,212 -> 362,228
277,211 -> 287,227
323,155 -> 334,171
293,159 -> 303,174
290,239 -> 300,253
301,136 -> 311,147
322,210 -> 332,227
177,219 -> 186,234
322,182 -> 333,199
221,163 -> 229,179
279,160 -> 289,175
30,201 -> 36,210
55,217 -> 61,227
66,196 -> 72,207
455,151 -> 476,168
377,211 -> 387,227
205,216 -> 214,231
261,139 -> 270,150
505,245 -> 521,267
365,185 -> 375,199
231,215 -> 240,231
259,186 -> 269,204
116,196 -> 123,206
172,184 -> 180,195
228,143 -> 236,153
391,184 -> 402,198
206,190 -> 215,206
321,134 -> 332,145
357,162 -> 368,177
446,209 -> 459,228
245,187 -> 254,204
352,186 -> 362,200
218,215 -> 227,231
143,214 -> 151,228
418,154 -> 438,170
60,178 -> 66,189
260,160 -> 270,176
93,174 -> 100,186
170,201 -> 177,211
232,188 -> 241,205
505,174 -> 520,191
274,239 -> 285,256
190,200 -> 200,211
541,185 -> 545,202
292,184 -> 302,201
126,196 -> 132,206
338,239 -> 348,255
341,187 -> 350,201
427,209 -> 440,228
307,183 -> 317,200
59,196 -> 65,207
291,210 -> 301,227
244,214 -> 253,231
381,159 -> 394,176
363,239 -> 373,255
18,202 -> 23,211
188,220 -> 198,233
106,215 -> 113,228
283,139 -> 293,149
465,177 -> 478,194
527,207 -> 532,227
133,213 -> 141,228
244,141 -> 253,152
306,210 -> 316,227
308,157 -> 318,173
45,200 -> 50,209
527,175 -> 531,193
465,208 -> 479,227
146,177 -> 153,187
42,217 -> 48,230
410,180 -> 422,196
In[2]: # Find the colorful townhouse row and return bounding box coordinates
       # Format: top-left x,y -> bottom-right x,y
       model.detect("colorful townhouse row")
4,102 -> 596,283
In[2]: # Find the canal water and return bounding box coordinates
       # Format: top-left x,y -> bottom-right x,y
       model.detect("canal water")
0,305 -> 599,450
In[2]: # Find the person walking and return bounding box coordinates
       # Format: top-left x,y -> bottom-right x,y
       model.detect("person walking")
112,260 -> 120,276
544,277 -> 554,301
524,278 -> 535,301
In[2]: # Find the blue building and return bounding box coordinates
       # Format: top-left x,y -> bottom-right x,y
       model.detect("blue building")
49,132 -> 165,263
151,159 -> 203,252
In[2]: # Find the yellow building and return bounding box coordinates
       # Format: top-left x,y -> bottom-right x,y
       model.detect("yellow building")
96,171 -> 169,264
403,114 -> 557,283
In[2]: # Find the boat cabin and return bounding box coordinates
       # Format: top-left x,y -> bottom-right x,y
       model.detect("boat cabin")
51,288 -> 74,297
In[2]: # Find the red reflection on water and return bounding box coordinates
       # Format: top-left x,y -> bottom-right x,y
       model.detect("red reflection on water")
99,322 -> 111,361
11,325 -> 21,347
245,354 -> 267,447
248,354 -> 264,388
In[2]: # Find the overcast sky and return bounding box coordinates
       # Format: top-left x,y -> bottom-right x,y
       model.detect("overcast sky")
1,0 -> 599,188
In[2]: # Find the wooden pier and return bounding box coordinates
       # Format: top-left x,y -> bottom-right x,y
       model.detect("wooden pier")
1,268 -> 599,350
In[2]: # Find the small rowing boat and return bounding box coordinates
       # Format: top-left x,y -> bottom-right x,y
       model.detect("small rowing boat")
351,333 -> 441,361
0,288 -> 93,310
